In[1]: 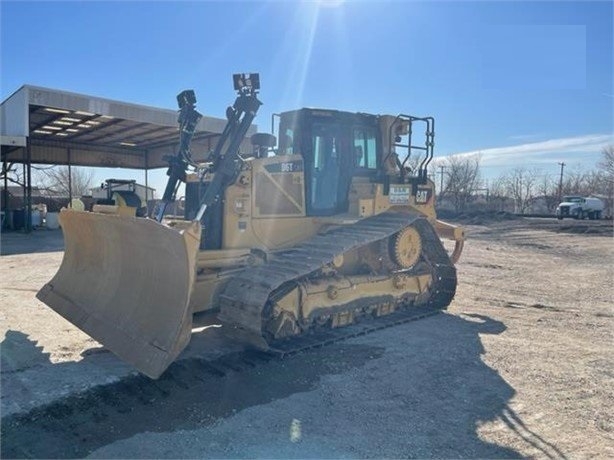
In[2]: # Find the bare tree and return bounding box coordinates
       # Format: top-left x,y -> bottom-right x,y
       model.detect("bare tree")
489,176 -> 511,212
537,174 -> 559,212
561,166 -> 587,196
597,145 -> 614,217
1,162 -> 25,187
37,166 -> 94,198
502,167 -> 538,214
598,145 -> 614,179
442,154 -> 481,212
582,170 -> 605,195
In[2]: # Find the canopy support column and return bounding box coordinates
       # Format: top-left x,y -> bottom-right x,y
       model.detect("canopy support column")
67,148 -> 72,206
25,138 -> 32,233
2,158 -> 8,229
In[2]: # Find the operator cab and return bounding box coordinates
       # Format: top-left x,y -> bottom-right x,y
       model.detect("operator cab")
278,108 -> 380,216
277,108 -> 434,217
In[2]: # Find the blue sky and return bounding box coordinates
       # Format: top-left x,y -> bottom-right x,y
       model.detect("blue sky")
1,0 -> 613,195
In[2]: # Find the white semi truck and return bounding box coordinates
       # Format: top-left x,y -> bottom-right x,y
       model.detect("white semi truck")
556,196 -> 604,220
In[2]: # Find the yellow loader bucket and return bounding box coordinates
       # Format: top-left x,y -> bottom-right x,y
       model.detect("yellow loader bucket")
36,209 -> 201,378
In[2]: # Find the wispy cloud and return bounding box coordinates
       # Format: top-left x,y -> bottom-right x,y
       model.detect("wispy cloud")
450,134 -> 614,167
507,133 -> 547,142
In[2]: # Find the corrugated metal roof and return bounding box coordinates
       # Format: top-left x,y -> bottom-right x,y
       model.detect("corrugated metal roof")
1,85 -> 255,169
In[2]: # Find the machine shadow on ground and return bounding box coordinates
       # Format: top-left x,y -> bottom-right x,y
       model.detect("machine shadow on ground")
0,313 -> 561,459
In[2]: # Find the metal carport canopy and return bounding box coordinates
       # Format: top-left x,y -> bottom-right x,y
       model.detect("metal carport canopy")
0,85 -> 255,168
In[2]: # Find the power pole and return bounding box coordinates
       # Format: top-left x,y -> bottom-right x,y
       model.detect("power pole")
557,162 -> 565,202
438,165 -> 445,197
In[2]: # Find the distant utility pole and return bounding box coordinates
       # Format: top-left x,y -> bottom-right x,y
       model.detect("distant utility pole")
557,162 -> 566,201
438,165 -> 445,197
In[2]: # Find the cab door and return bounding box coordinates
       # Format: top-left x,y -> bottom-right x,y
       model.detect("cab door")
280,109 -> 379,217
308,122 -> 345,214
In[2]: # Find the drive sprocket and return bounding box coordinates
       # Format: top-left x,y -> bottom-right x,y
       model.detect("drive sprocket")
391,226 -> 422,269
380,225 -> 423,271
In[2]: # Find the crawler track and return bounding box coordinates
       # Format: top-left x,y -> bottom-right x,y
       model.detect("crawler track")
218,212 -> 457,353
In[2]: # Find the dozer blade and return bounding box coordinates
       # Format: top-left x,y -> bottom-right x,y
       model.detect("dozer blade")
36,209 -> 201,378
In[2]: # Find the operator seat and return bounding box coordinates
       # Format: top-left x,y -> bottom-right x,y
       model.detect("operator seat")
354,145 -> 364,168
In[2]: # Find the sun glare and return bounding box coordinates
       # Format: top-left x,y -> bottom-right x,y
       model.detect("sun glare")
316,0 -> 346,8
273,0 -> 349,109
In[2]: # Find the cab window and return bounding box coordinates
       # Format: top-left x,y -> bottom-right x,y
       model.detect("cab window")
353,127 -> 377,169
282,127 -> 295,155
278,114 -> 300,155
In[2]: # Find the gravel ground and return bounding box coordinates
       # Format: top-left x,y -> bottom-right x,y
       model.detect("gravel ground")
1,217 -> 612,458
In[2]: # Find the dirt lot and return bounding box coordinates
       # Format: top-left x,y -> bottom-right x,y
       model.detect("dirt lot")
1,217 -> 613,458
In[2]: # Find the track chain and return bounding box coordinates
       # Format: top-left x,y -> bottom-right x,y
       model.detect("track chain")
216,212 -> 457,352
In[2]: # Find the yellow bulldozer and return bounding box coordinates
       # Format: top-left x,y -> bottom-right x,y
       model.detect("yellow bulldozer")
37,74 -> 464,378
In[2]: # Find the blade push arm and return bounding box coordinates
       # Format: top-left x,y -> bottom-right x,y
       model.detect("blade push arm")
155,90 -> 203,222
195,74 -> 262,222
155,74 -> 261,224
